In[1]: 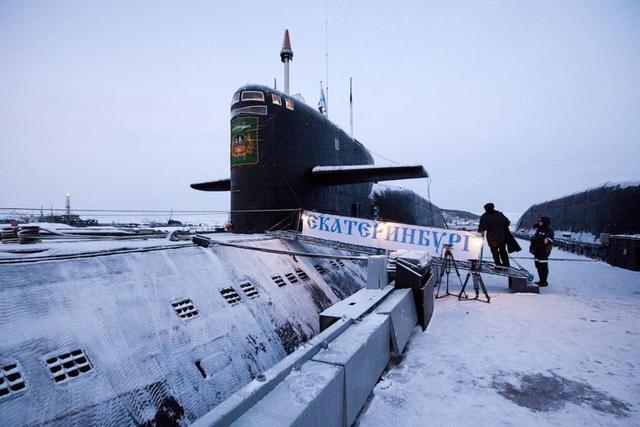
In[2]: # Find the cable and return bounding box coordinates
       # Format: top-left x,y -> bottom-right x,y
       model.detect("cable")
368,150 -> 401,166
193,235 -> 368,261
0,207 -> 301,214
482,256 -> 599,262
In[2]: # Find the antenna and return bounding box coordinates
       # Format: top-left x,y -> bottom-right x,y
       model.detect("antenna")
280,30 -> 293,95
349,77 -> 353,136
274,77 -> 277,90
318,80 -> 327,115
325,0 -> 329,117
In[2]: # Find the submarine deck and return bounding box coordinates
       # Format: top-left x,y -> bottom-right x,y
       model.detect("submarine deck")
0,232 -> 272,263
0,230 -> 369,425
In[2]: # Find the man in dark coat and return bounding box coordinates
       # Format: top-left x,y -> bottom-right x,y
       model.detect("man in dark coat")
530,216 -> 554,286
478,203 -> 511,267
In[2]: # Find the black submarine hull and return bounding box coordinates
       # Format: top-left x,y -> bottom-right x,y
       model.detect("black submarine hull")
517,182 -> 640,236
220,85 -> 444,232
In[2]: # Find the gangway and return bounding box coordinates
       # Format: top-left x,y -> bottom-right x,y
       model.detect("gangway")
270,230 -> 537,293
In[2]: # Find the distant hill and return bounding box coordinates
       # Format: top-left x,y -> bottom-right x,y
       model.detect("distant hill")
441,209 -> 480,229
442,209 -> 480,221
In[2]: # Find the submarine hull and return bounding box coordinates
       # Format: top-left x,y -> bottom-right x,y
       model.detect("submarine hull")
0,237 -> 366,425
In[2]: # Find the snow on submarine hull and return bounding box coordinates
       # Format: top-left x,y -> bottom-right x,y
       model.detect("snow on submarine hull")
0,236 -> 366,425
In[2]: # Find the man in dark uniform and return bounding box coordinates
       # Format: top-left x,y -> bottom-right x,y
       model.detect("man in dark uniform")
530,216 -> 554,286
478,203 -> 511,267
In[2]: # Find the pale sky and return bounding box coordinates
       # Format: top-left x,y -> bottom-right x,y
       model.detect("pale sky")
1,0 -> 638,216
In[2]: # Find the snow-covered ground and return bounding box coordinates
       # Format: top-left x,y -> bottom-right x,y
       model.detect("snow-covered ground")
359,239 -> 640,426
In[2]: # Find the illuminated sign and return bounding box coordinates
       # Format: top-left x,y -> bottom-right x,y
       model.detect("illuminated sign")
301,211 -> 484,260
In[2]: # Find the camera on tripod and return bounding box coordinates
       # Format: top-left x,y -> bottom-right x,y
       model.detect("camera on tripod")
435,243 -> 490,303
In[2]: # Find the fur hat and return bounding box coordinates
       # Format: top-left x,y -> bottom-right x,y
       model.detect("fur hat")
538,216 -> 551,226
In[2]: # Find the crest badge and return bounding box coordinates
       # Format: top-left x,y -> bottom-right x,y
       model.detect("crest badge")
230,117 -> 259,166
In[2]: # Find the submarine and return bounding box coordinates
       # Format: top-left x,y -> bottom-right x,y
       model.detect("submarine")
192,30 -> 444,233
0,30 -> 445,426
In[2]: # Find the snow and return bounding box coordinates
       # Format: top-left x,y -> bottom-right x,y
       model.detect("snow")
0,237 -> 187,259
529,179 -> 640,206
0,231 -> 266,260
312,164 -> 416,172
598,179 -> 640,190
370,183 -> 413,197
0,235 -> 368,425
358,239 -> 640,426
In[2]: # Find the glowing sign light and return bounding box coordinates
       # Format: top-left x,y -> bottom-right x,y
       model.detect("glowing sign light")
301,210 -> 484,261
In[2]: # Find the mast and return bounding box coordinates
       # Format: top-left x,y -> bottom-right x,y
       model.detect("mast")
325,0 -> 329,117
280,30 -> 293,95
349,77 -> 353,137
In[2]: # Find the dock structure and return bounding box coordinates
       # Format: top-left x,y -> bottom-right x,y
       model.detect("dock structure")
194,255 -> 435,427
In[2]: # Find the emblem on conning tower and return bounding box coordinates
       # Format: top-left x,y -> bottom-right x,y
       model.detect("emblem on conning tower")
230,117 -> 259,166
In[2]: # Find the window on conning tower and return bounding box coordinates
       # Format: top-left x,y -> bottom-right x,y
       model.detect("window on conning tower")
285,99 -> 294,110
231,92 -> 240,105
241,91 -> 265,102
272,94 -> 282,106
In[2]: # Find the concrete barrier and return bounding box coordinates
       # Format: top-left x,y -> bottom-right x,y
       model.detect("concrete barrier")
319,286 -> 393,331
193,283 -> 424,427
233,361 -> 345,427
192,318 -> 353,427
313,314 -> 392,426
375,288 -> 417,356
366,255 -> 388,289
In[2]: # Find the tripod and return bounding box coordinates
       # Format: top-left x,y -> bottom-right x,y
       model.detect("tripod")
458,259 -> 491,303
435,244 -> 468,299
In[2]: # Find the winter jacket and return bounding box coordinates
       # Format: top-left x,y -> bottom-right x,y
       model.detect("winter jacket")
506,230 -> 522,253
478,210 -> 510,247
530,217 -> 554,259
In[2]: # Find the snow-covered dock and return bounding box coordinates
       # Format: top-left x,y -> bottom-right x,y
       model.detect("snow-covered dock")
358,240 -> 640,426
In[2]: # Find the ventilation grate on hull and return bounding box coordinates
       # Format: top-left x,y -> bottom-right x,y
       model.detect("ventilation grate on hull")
285,272 -> 299,284
272,275 -> 287,287
295,268 -> 310,281
220,287 -> 242,305
314,264 -> 327,275
172,299 -> 199,320
0,362 -> 26,398
45,350 -> 92,383
240,282 -> 259,299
